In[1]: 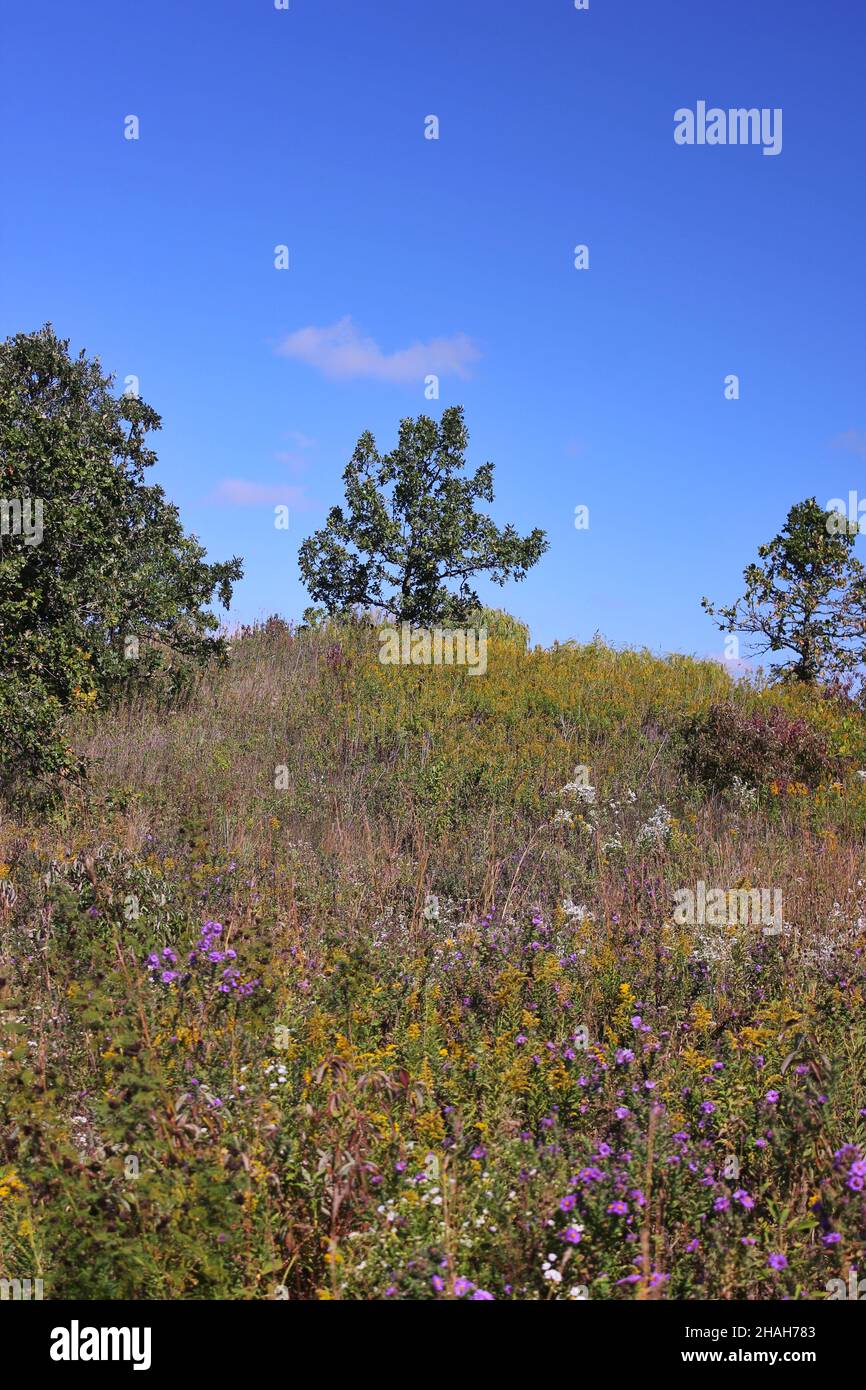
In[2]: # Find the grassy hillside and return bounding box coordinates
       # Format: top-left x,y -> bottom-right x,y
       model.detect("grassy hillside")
2,620 -> 865,1300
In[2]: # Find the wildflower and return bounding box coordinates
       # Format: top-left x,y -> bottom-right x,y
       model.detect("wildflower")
823,1233 -> 841,1245
471,1289 -> 494,1300
453,1277 -> 475,1296
607,1200 -> 628,1216
700,1101 -> 715,1115
765,1089 -> 780,1104
578,1166 -> 605,1183
562,1226 -> 583,1245
767,1253 -> 788,1271
615,1106 -> 630,1120
559,1195 -> 577,1212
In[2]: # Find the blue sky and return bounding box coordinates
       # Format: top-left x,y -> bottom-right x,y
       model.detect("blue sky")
3,0 -> 865,662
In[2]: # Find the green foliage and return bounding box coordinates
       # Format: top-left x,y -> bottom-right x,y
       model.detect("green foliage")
703,497 -> 866,684
0,325 -> 242,798
2,624 -> 865,1298
467,605 -> 530,648
298,405 -> 548,625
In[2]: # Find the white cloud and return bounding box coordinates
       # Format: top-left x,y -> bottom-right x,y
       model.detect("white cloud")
831,428 -> 866,456
212,479 -> 310,507
276,315 -> 480,383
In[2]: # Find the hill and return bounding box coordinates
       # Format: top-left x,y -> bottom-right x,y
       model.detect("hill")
1,619 -> 865,1299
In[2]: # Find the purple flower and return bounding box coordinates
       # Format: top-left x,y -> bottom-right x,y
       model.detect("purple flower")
607,1200 -> 628,1216
700,1101 -> 715,1115
431,1275 -> 444,1291
559,1195 -> 577,1212
615,1106 -> 630,1120
454,1277 -> 475,1297
562,1225 -> 583,1244
471,1289 -> 494,1300
765,1089 -> 780,1104
767,1253 -> 788,1271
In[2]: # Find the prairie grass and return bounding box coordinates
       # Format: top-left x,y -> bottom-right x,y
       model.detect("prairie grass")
1,619 -> 865,1299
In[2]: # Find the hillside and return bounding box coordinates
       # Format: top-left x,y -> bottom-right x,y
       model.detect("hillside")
1,619 -> 865,1300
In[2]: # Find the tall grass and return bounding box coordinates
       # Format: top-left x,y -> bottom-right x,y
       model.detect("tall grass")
1,621 -> 864,1299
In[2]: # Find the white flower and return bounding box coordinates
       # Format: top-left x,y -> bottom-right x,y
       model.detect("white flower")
729,776 -> 758,810
552,808 -> 574,826
637,805 -> 673,847
561,899 -> 588,921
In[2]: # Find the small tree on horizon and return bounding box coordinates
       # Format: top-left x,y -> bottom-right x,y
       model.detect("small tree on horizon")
702,497 -> 866,684
297,406 -> 548,626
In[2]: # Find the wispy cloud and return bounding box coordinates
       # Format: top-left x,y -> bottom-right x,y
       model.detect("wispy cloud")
276,315 -> 480,383
212,480 -> 311,507
831,428 -> 866,456
274,450 -> 311,475
285,429 -> 317,450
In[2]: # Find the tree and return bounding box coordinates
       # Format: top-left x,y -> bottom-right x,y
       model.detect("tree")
298,406 -> 548,625
0,324 -> 242,794
702,497 -> 866,684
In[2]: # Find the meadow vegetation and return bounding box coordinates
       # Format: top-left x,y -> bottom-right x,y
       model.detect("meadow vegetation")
2,617 -> 865,1299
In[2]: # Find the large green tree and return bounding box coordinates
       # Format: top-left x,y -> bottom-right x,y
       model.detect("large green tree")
0,324 -> 242,793
702,497 -> 866,683
298,406 -> 548,625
